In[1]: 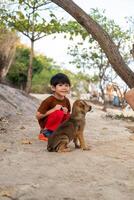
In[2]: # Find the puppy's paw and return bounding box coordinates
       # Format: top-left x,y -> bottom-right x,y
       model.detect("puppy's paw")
82,146 -> 91,151
57,147 -> 72,153
75,144 -> 81,149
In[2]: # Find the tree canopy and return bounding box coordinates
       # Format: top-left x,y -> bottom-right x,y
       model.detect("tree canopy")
51,0 -> 134,88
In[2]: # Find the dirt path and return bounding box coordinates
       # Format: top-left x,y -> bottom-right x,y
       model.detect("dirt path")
0,93 -> 134,200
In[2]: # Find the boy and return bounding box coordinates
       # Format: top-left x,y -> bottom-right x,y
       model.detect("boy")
36,73 -> 71,141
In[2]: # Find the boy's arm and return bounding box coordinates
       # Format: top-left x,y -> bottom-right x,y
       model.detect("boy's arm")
36,104 -> 63,120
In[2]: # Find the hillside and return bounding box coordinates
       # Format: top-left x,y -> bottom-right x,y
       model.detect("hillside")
0,83 -> 39,119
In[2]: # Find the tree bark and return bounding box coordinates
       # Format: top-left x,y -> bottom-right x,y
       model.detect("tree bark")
25,40 -> 34,93
51,0 -> 134,88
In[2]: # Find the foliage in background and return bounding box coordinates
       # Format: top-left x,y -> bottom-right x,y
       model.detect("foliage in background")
67,9 -> 132,98
7,44 -> 55,90
126,16 -> 134,59
2,4 -> 133,95
1,0 -> 71,93
31,63 -> 93,94
7,43 -> 92,94
31,61 -> 61,93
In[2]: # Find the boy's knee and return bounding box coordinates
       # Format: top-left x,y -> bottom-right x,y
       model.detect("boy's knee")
50,110 -> 64,118
125,88 -> 134,110
45,110 -> 65,131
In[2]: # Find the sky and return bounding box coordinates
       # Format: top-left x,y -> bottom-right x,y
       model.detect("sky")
21,0 -> 134,72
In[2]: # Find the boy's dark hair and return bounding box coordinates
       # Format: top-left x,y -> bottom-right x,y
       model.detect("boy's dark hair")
50,73 -> 71,86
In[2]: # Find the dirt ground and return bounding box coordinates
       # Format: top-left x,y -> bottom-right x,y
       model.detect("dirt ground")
0,84 -> 134,200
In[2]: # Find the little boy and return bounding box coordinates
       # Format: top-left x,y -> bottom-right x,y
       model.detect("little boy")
36,73 -> 71,141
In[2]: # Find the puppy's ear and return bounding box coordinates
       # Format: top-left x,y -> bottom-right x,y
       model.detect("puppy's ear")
80,100 -> 86,106
79,100 -> 86,108
80,100 -> 85,104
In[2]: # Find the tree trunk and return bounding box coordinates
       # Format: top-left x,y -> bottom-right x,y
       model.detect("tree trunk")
0,30 -> 17,82
130,44 -> 134,59
25,40 -> 34,94
51,0 -> 134,88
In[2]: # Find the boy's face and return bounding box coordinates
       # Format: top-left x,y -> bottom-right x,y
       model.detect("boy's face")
51,83 -> 70,97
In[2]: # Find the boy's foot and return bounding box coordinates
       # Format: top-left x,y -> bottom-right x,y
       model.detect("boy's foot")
38,133 -> 48,141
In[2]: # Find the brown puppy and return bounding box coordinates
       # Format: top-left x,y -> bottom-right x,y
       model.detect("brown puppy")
47,100 -> 92,152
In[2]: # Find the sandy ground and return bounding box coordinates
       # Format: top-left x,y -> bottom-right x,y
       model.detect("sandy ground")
0,89 -> 134,200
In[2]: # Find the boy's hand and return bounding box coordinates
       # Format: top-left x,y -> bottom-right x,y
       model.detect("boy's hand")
62,107 -> 68,114
53,105 -> 68,114
54,104 -> 63,111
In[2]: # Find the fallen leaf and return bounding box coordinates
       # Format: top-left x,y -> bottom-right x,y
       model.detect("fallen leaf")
20,126 -> 25,130
21,139 -> 32,144
102,127 -> 108,130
